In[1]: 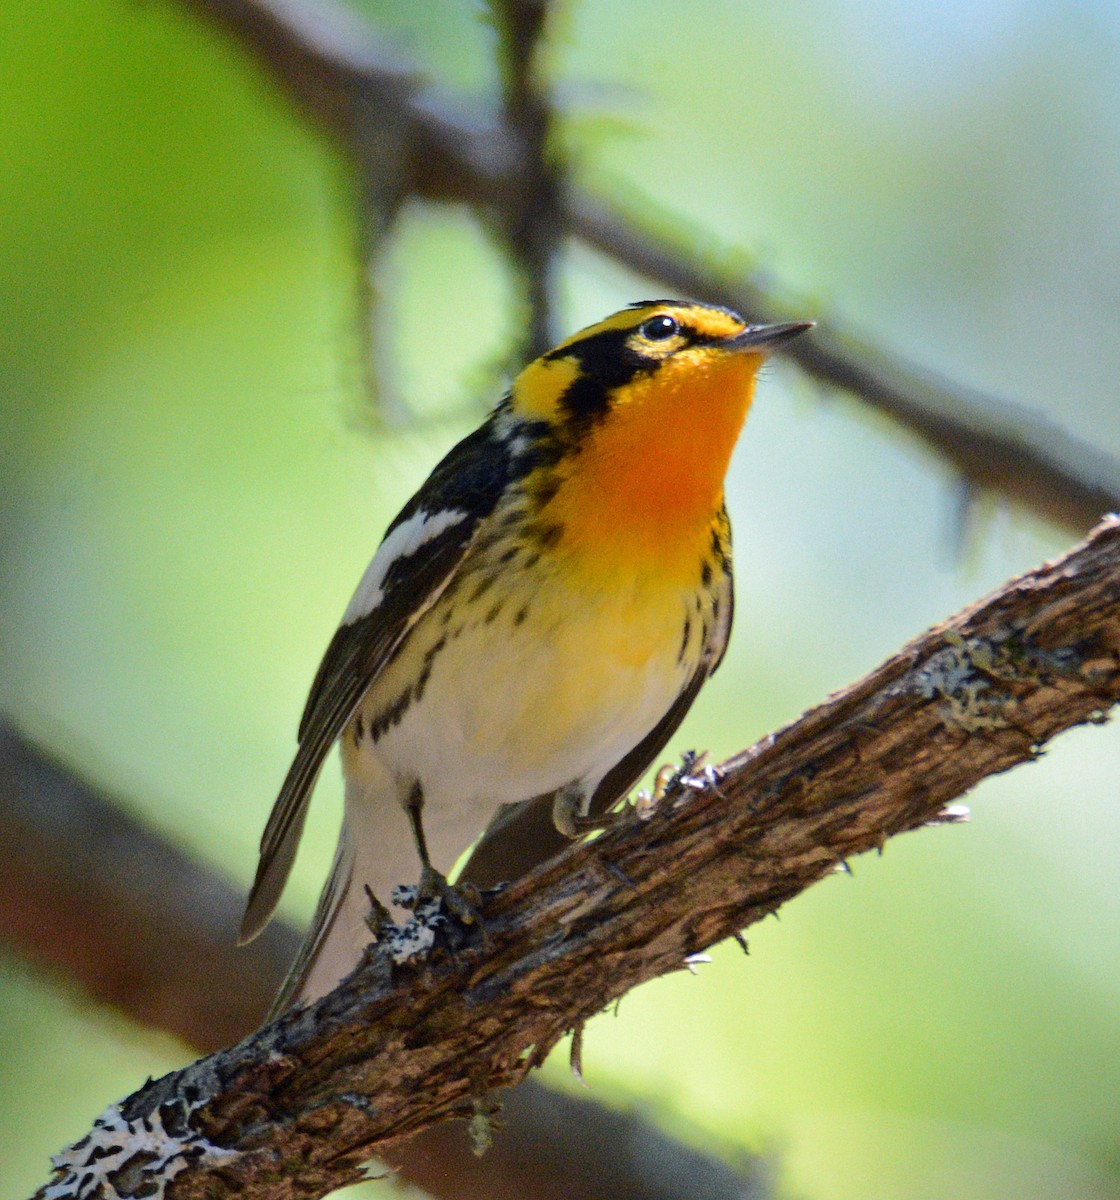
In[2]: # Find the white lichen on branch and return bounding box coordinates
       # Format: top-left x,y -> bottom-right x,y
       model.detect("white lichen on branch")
911,626 -> 1085,732
44,1099 -> 239,1200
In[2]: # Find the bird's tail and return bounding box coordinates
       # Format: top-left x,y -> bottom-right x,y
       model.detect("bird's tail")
266,829 -> 356,1019
267,771 -> 425,1019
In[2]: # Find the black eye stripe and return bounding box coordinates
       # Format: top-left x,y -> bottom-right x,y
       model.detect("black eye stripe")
547,329 -> 647,382
546,314 -> 713,430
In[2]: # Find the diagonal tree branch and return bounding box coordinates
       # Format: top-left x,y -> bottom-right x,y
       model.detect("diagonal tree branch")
179,0 -> 1120,534
0,721 -> 768,1200
35,516 -> 1120,1200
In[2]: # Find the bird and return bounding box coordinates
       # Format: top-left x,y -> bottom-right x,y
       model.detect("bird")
239,299 -> 812,1014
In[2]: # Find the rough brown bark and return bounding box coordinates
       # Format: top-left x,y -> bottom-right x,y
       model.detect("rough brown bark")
0,722 -> 767,1200
35,516 -> 1120,1200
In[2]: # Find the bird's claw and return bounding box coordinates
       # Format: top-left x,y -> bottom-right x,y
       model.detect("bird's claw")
363,884 -> 393,936
635,750 -> 718,819
418,865 -> 485,929
571,809 -> 629,835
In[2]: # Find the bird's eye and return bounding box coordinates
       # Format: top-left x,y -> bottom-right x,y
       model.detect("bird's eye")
639,315 -> 679,341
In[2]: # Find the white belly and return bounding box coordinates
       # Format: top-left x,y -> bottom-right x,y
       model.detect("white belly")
346,571 -> 698,869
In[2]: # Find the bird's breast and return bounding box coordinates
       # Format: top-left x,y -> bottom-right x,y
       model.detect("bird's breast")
347,553 -> 710,809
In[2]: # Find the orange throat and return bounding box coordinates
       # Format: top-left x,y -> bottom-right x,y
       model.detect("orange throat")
551,353 -> 758,579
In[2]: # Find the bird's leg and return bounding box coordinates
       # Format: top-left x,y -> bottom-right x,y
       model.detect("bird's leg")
405,783 -> 482,926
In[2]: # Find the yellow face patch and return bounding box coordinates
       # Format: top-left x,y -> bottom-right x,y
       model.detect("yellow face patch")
510,301 -> 750,426
512,353 -> 582,423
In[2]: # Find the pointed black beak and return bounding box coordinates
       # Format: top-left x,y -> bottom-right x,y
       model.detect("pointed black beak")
723,320 -> 814,354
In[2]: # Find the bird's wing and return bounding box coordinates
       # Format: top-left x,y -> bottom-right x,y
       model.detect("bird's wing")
239,419 -> 517,943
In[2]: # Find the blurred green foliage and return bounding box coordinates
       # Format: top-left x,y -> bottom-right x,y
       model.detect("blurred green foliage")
2,2 -> 1119,1198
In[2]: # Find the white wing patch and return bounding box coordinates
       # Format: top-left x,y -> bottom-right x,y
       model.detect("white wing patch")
342,508 -> 471,624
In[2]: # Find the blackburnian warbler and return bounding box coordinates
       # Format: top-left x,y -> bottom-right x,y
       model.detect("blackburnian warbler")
240,300 -> 811,1011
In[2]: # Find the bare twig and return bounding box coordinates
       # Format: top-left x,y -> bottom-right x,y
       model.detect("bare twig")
178,0 -> 1120,534
490,0 -> 563,361
35,517 -> 1120,1200
569,195 -> 1120,534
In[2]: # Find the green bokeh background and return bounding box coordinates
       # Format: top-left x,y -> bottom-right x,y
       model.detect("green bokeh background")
3,2 -> 1119,1197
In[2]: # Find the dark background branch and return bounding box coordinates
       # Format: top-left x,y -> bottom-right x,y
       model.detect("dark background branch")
0,721 -> 287,1051
490,0 -> 563,362
181,0 -> 1120,534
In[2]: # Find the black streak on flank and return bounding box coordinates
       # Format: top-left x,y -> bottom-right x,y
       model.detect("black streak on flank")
678,614 -> 692,665
710,526 -> 731,573
470,571 -> 497,603
412,636 -> 447,705
533,523 -> 564,551
499,507 -> 529,531
366,685 -> 415,744
700,560 -> 713,587
531,475 -> 561,509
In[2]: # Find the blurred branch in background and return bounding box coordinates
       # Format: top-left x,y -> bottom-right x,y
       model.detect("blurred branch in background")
34,518 -> 1120,1200
0,718 -> 287,1051
0,718 -> 769,1200
180,0 -> 1120,534
488,0 -> 564,361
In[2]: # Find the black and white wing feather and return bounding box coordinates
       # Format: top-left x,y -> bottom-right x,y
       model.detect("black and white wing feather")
239,417 -> 519,942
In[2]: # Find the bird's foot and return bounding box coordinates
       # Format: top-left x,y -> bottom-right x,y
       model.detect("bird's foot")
414,865 -> 485,930
374,873 -> 485,964
634,750 -> 718,820
570,808 -> 629,835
